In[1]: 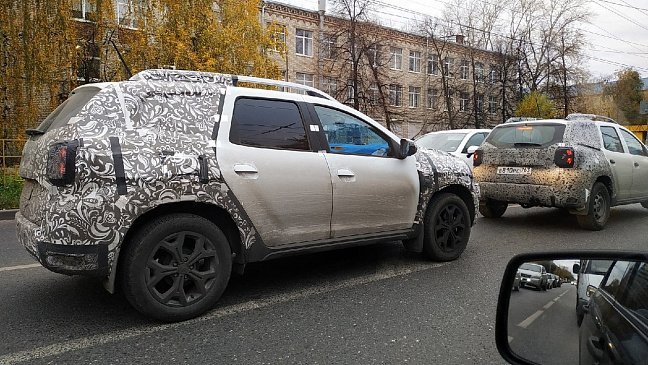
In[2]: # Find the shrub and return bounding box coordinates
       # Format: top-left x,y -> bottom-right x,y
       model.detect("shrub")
0,168 -> 23,210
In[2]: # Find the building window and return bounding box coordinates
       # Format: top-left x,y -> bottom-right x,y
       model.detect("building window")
476,94 -> 484,113
459,92 -> 470,112
390,47 -> 402,70
427,88 -> 438,109
489,96 -> 498,114
296,29 -> 313,56
368,45 -> 379,67
459,60 -> 469,80
427,54 -> 439,75
408,86 -> 421,108
271,25 -> 286,52
409,51 -> 421,72
73,0 -> 96,21
489,65 -> 498,83
116,0 -> 138,28
347,80 -> 355,104
295,72 -> 314,87
321,76 -> 337,96
369,84 -> 380,105
475,62 -> 485,82
443,91 -> 454,111
76,43 -> 100,83
322,33 -> 336,59
443,57 -> 454,77
389,84 -> 402,106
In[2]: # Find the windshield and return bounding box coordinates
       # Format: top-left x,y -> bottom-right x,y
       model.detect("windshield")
486,124 -> 565,148
35,87 -> 100,133
416,132 -> 467,152
520,263 -> 542,272
585,260 -> 614,275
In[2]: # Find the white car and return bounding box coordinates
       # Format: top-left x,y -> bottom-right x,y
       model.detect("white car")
415,129 -> 491,169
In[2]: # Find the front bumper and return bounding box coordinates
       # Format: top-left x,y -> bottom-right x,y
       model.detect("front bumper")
479,182 -> 585,209
16,212 -> 109,276
521,276 -> 542,288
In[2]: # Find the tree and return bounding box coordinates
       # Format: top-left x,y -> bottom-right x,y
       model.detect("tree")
605,68 -> 645,124
515,91 -> 556,118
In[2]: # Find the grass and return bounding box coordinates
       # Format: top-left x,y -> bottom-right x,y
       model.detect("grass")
0,168 -> 23,210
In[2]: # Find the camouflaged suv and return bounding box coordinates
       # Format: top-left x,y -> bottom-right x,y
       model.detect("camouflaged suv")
473,114 -> 648,230
17,69 -> 479,321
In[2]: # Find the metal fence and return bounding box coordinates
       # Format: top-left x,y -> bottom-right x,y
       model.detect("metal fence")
1,139 -> 26,169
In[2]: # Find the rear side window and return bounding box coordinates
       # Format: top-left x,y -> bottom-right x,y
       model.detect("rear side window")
619,129 -> 648,157
230,98 -> 309,151
600,260 -> 632,299
600,126 -> 624,153
486,124 -> 565,148
36,87 -> 100,133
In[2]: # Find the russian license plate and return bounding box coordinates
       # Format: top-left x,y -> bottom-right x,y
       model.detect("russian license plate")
497,166 -> 532,175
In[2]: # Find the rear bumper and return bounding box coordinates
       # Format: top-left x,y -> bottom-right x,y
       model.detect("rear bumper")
479,182 -> 585,209
16,212 -> 109,276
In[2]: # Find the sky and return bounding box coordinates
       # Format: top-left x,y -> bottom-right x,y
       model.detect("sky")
272,0 -> 648,81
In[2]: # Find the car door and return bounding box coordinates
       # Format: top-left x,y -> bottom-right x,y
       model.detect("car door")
599,126 -> 633,201
618,128 -> 648,200
217,88 -> 332,247
308,103 -> 419,238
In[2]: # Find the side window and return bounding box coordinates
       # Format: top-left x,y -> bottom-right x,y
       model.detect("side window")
230,98 -> 309,151
621,263 -> 648,324
619,129 -> 648,157
314,105 -> 391,157
462,132 -> 486,153
600,126 -> 624,153
600,260 -> 633,299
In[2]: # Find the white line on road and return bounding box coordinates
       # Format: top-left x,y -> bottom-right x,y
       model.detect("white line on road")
554,296 -> 561,301
0,260 -> 450,364
0,263 -> 41,272
518,310 -> 544,329
543,301 -> 555,309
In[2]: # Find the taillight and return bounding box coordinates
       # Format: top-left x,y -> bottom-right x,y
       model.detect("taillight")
473,149 -> 483,167
47,141 -> 78,186
554,147 -> 575,168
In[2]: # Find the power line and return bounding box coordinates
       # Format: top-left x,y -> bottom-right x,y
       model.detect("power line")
591,0 -> 648,33
596,0 -> 648,13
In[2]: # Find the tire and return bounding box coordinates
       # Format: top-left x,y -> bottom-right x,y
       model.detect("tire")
422,193 -> 471,261
120,213 -> 232,322
576,182 -> 610,231
513,283 -> 520,291
479,200 -> 507,218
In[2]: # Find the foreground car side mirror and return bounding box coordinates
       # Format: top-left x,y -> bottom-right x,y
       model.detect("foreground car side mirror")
398,138 -> 417,159
466,145 -> 478,156
496,251 -> 648,365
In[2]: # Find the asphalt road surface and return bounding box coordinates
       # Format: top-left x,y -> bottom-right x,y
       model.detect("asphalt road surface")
1,205 -> 647,364
509,284 -> 578,365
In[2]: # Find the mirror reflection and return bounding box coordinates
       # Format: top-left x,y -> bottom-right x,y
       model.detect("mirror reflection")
507,259 -> 648,365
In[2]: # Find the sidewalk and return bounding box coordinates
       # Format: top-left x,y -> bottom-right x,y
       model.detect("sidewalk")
0,209 -> 17,221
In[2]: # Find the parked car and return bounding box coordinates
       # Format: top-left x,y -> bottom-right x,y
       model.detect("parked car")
518,262 -> 548,291
473,114 -> 648,230
415,129 -> 490,169
513,270 -> 521,291
545,273 -> 555,289
574,259 -> 614,326
554,274 -> 562,287
15,69 -> 479,321
579,260 -> 648,365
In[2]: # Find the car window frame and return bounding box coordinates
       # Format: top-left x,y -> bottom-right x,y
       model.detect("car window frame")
599,125 -> 625,153
461,132 -> 488,153
618,128 -> 648,157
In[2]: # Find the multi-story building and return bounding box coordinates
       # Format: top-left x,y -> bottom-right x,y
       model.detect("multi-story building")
262,1 -> 514,138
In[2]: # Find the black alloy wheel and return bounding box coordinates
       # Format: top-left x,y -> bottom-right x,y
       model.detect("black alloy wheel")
423,193 -> 471,261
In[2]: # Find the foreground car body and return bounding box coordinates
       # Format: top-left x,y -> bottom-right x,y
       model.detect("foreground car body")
16,69 -> 478,321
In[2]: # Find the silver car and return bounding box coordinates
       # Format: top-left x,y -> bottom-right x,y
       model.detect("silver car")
518,263 -> 548,291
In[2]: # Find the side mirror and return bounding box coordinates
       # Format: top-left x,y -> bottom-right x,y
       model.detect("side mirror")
398,138 -> 417,159
572,263 -> 580,273
466,145 -> 478,156
496,251 -> 648,365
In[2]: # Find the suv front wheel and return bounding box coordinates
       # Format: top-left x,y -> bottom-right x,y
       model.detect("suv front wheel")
423,193 -> 471,261
576,182 -> 610,231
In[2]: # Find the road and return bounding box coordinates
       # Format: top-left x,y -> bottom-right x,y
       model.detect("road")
0,205 -> 647,364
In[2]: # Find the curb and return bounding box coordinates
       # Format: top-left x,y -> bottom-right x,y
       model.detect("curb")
0,209 -> 17,221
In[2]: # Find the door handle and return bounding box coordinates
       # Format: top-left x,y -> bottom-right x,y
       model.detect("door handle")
233,164 -> 258,174
609,159 -> 615,164
337,169 -> 355,177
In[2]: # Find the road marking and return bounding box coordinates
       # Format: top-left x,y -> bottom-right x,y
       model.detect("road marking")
543,301 -> 555,309
518,310 -> 544,329
0,263 -> 41,272
0,260 -> 450,364
508,336 -> 513,344
554,297 -> 561,301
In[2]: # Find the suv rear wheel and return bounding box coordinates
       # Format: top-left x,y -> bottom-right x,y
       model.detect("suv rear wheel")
120,213 -> 232,322
576,182 -> 610,231
423,193 -> 471,261
479,200 -> 508,218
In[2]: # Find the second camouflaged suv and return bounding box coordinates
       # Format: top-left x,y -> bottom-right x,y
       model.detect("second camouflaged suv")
16,69 -> 478,321
473,114 -> 648,230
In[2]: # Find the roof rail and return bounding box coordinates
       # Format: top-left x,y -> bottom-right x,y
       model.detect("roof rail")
234,75 -> 336,101
566,113 -> 617,124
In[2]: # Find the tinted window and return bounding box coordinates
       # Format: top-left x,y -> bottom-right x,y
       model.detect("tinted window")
600,126 -> 624,153
462,132 -> 487,153
586,260 -> 614,275
416,133 -> 466,152
486,124 -> 565,148
230,98 -> 309,151
314,106 -> 390,157
619,129 -> 648,157
622,263 -> 648,324
520,263 -> 542,272
601,260 -> 632,299
36,87 -> 101,133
